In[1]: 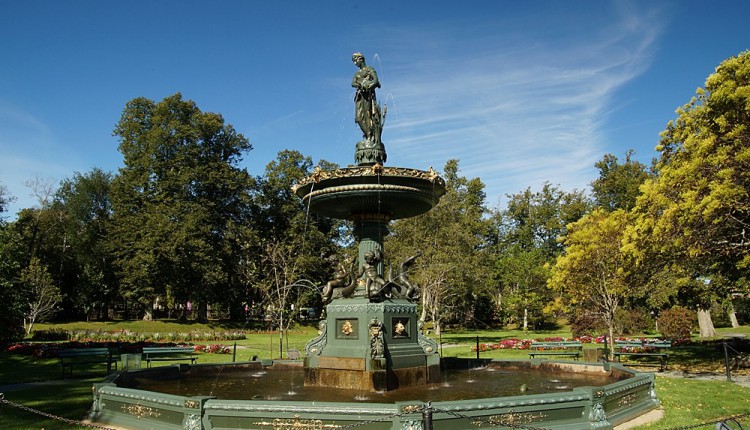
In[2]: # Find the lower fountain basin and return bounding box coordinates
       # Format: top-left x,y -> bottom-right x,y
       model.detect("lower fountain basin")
91,358 -> 660,430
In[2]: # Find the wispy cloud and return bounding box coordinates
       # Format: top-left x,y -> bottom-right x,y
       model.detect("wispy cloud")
0,103 -> 76,215
366,6 -> 663,206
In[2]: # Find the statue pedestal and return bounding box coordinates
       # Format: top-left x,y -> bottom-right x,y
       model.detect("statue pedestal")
304,298 -> 440,391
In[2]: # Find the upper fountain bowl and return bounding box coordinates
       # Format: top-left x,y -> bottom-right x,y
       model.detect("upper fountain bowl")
292,165 -> 446,220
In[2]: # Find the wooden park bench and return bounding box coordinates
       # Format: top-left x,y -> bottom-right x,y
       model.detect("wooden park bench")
59,348 -> 117,378
142,346 -> 197,367
528,340 -> 582,360
613,339 -> 671,371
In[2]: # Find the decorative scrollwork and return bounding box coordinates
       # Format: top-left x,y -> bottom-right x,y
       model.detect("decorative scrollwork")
292,167 -> 446,194
252,415 -> 341,430
121,403 -> 161,419
304,321 -> 327,356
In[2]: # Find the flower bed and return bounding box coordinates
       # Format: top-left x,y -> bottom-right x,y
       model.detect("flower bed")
193,344 -> 232,354
472,336 -> 651,352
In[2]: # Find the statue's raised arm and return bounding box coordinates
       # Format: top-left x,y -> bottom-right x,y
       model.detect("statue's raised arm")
352,52 -> 387,165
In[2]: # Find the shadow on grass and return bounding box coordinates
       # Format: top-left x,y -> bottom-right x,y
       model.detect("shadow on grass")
1,377 -> 96,430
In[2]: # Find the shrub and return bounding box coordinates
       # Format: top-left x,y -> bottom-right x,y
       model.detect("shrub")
614,308 -> 654,335
657,306 -> 696,341
31,328 -> 70,341
569,312 -> 606,338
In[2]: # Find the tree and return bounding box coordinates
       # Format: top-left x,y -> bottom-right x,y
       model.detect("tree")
55,168 -> 117,319
493,246 -> 549,330
490,183 -> 590,327
21,256 -> 61,335
386,160 -> 491,333
549,209 -> 634,356
0,196 -> 26,342
494,183 -> 590,258
628,51 -> 750,336
0,182 -> 15,217
243,151 -> 343,321
591,150 -> 652,211
111,93 -> 254,320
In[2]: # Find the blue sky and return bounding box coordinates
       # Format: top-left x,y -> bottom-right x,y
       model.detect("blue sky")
1,1 -> 749,218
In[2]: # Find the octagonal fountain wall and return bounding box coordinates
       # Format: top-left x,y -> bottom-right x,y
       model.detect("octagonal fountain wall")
91,358 -> 659,430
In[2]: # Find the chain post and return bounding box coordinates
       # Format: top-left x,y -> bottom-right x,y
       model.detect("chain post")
723,340 -> 732,382
422,401 -> 433,430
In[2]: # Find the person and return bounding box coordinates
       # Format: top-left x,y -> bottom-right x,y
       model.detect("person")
351,52 -> 382,144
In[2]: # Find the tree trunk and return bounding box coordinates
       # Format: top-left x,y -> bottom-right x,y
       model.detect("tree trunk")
197,302 -> 208,322
728,303 -> 740,328
697,308 -> 716,338
24,318 -> 35,336
523,308 -> 529,331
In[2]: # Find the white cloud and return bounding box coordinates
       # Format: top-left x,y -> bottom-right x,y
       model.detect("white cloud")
362,6 -> 663,207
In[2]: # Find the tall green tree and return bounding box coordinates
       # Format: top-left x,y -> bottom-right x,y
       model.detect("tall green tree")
490,183 -> 590,327
55,168 -> 117,319
591,150 -> 652,211
493,246 -> 549,330
628,51 -> 750,336
0,187 -> 26,342
386,160 -> 491,333
494,183 -> 590,258
111,93 -> 254,321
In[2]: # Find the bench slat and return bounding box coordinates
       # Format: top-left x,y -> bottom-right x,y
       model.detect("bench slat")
59,348 -> 116,378
142,346 -> 197,367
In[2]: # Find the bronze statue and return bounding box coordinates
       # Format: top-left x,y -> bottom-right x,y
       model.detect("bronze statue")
360,250 -> 388,298
388,252 -> 422,301
352,52 -> 387,165
320,256 -> 356,304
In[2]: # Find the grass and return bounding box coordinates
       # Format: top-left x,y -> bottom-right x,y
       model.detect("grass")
1,379 -> 95,430
1,320 -> 749,429
650,376 -> 750,429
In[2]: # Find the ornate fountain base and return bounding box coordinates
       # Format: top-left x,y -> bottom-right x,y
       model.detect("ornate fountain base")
303,298 -> 441,391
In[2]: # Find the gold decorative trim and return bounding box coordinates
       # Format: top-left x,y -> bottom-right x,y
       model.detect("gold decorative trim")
618,393 -> 638,407
184,399 -> 200,409
253,415 -> 341,430
401,404 -> 422,414
292,166 -> 445,193
341,320 -> 354,336
121,403 -> 161,419
473,411 -> 547,427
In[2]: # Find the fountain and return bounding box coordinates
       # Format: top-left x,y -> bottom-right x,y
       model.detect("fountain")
90,53 -> 661,430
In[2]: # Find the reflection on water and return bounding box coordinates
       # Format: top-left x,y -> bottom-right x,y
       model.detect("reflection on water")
135,366 -> 618,403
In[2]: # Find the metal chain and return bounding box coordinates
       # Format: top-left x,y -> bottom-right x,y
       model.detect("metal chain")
1,391 -> 747,430
0,393 -> 119,430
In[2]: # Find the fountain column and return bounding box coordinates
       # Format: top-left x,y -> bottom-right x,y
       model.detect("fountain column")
351,213 -> 390,295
